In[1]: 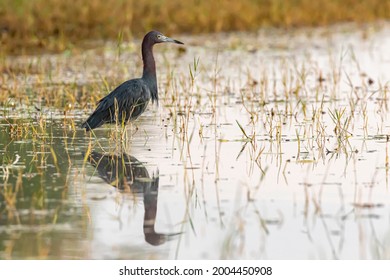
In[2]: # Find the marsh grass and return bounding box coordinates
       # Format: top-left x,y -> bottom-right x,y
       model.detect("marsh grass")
0,116 -> 91,259
1,26 -> 387,164
1,0 -> 390,54
1,22 -> 390,259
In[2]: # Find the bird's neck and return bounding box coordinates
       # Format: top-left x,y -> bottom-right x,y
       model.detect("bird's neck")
141,41 -> 158,102
142,42 -> 157,82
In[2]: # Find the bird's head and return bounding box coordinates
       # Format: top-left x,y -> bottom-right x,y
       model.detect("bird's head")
145,30 -> 184,45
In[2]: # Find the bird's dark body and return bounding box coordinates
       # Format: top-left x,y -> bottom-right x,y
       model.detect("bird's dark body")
81,78 -> 156,131
81,30 -> 183,131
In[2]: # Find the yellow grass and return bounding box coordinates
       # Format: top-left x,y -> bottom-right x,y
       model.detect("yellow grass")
1,0 -> 389,53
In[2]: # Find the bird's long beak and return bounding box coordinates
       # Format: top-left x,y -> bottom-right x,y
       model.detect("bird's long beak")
164,36 -> 184,45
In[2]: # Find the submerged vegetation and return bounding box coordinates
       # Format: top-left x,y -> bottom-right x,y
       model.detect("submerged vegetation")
1,0 -> 390,53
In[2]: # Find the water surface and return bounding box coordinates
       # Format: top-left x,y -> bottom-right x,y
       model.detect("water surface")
1,22 -> 390,259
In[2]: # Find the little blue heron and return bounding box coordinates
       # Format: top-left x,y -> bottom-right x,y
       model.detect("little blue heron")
81,31 -> 183,131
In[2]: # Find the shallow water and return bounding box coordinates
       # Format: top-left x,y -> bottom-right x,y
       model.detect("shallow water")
1,22 -> 390,259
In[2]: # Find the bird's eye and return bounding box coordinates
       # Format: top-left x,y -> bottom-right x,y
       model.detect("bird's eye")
157,35 -> 162,39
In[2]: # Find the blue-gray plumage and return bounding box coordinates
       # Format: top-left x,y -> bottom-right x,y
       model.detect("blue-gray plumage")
81,31 -> 184,131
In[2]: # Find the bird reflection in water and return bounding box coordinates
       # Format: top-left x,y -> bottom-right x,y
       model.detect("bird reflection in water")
86,151 -> 179,246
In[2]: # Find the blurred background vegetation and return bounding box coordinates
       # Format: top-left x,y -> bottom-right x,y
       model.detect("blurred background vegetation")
1,0 -> 389,54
